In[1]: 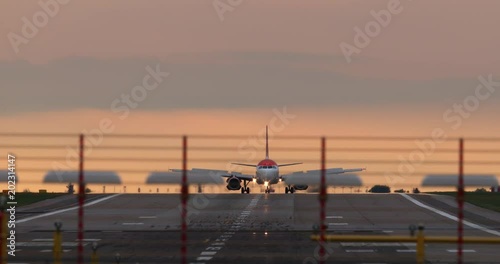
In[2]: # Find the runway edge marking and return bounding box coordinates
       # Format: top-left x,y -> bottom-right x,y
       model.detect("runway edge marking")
400,194 -> 500,237
17,194 -> 123,224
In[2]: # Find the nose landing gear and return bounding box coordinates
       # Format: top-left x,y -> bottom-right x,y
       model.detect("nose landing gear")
285,186 -> 295,194
264,186 -> 275,194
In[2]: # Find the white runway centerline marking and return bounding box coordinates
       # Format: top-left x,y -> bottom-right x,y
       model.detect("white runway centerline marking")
192,194 -> 262,263
329,223 -> 349,226
401,194 -> 500,237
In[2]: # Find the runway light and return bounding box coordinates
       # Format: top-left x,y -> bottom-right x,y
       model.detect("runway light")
265,232 -> 268,236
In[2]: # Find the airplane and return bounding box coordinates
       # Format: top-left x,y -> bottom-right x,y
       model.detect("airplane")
222,126 -> 365,194
146,126 -> 365,194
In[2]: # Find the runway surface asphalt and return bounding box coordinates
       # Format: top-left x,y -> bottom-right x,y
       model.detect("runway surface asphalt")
10,193 -> 500,264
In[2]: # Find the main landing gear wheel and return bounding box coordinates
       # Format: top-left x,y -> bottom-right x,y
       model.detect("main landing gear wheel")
241,187 -> 250,194
285,187 -> 289,194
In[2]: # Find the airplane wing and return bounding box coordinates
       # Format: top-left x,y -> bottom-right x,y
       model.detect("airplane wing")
281,168 -> 365,186
146,168 -> 229,184
188,168 -> 254,181
220,171 -> 254,181
231,163 -> 257,168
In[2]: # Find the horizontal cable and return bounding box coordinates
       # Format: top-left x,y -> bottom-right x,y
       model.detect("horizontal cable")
0,133 -> 78,138
13,156 -> 500,165
3,145 -> 499,154
2,133 -> 500,141
15,168 -> 500,178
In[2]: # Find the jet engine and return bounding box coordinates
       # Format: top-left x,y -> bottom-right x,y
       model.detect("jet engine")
293,185 -> 308,191
226,176 -> 241,190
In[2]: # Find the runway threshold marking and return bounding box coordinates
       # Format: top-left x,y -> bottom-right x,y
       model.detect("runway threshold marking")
192,195 -> 262,263
400,194 -> 500,237
17,194 -> 123,224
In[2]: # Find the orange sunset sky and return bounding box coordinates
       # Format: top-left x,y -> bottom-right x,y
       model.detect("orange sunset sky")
0,1 -> 499,192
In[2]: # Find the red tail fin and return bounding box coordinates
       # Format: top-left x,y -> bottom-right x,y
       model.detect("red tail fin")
266,125 -> 269,159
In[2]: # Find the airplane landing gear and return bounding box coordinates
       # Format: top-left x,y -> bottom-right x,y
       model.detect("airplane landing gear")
285,186 -> 294,194
241,180 -> 250,194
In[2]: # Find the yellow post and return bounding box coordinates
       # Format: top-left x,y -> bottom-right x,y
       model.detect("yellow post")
91,242 -> 99,264
53,221 -> 62,264
416,224 -> 425,264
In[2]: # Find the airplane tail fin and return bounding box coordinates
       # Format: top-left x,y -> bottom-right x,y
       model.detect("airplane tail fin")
266,125 -> 269,159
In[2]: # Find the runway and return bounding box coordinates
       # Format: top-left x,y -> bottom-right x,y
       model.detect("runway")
12,193 -> 500,263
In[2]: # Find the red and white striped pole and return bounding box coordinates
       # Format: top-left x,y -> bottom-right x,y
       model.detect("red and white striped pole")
319,137 -> 327,264
181,136 -> 188,264
78,134 -> 85,264
457,138 -> 464,264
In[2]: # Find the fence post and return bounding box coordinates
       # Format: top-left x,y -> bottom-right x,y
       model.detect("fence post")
181,136 -> 188,264
319,137 -> 327,264
457,138 -> 464,264
78,134 -> 85,264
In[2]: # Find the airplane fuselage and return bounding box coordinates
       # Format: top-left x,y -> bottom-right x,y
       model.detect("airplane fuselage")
255,159 -> 280,186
